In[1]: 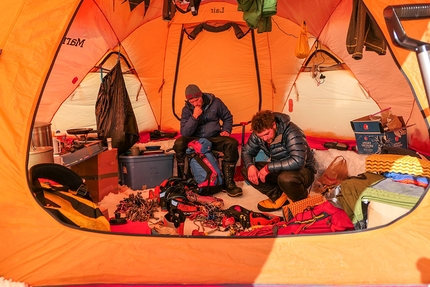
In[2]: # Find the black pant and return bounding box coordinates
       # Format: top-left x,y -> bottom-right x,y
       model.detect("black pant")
242,162 -> 314,202
173,136 -> 239,164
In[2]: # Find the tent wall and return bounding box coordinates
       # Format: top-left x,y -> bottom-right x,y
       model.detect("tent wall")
287,69 -> 381,138
361,0 -> 430,153
40,0 -> 429,153
51,72 -> 158,133
365,1 -> 430,155
1,0 -> 430,286
38,0 -> 120,123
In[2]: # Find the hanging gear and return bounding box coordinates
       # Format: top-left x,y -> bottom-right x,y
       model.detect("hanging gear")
95,61 -> 139,155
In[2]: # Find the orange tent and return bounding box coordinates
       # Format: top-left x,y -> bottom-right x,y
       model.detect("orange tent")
1,0 -> 430,285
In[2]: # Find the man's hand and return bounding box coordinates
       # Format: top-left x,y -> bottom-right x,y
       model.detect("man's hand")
220,131 -> 230,137
193,106 -> 202,119
258,165 -> 269,183
247,165 -> 259,185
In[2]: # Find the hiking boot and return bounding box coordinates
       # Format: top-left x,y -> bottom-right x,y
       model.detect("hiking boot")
222,161 -> 243,197
175,153 -> 187,180
225,182 -> 243,197
257,193 -> 289,212
177,162 -> 186,180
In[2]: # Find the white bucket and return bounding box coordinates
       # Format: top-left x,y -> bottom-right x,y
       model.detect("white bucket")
29,146 -> 54,169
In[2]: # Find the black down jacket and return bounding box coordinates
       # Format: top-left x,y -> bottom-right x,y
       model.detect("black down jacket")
242,112 -> 316,174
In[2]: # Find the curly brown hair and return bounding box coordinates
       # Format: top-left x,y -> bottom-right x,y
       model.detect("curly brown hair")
251,110 -> 275,133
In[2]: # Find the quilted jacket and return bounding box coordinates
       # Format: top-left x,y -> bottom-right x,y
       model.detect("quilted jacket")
242,112 -> 316,174
180,93 -> 233,138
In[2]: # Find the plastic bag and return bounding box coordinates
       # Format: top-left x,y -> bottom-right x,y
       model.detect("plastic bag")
312,155 -> 349,194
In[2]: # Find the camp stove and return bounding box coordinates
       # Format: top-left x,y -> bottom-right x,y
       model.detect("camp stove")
66,128 -> 100,143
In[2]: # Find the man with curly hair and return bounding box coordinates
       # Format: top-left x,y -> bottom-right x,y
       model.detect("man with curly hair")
241,110 -> 316,211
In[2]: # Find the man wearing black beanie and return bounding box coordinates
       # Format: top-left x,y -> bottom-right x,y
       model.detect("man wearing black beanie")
173,84 -> 242,197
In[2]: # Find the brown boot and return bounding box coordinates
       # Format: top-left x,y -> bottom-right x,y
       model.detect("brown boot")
257,193 -> 289,212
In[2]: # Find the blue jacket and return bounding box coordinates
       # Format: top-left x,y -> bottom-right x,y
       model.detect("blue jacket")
242,112 -> 316,174
180,93 -> 233,138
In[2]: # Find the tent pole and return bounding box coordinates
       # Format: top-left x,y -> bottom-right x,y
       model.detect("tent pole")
250,29 -> 262,111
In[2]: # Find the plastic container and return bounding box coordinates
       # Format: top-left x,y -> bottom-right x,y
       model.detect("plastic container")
28,146 -> 54,169
119,153 -> 174,190
52,137 -> 62,154
107,138 -> 112,150
32,122 -> 52,147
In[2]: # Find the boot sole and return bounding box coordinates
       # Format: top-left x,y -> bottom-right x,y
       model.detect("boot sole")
257,199 -> 290,212
257,205 -> 281,212
227,191 -> 243,197
222,189 -> 243,197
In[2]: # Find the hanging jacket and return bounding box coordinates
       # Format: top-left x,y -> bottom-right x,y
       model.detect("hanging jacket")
237,0 -> 277,33
95,61 -> 139,155
346,0 -> 386,59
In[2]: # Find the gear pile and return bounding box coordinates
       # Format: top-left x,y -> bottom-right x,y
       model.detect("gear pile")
113,177 -> 284,236
114,192 -> 159,222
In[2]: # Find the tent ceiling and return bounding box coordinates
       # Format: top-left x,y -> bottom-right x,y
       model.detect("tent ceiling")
37,0 -> 429,151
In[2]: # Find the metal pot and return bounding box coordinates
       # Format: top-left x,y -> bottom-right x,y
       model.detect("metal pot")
32,121 -> 52,147
28,146 -> 54,169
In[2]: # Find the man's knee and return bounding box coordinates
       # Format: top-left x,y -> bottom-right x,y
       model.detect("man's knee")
277,171 -> 301,185
224,137 -> 239,149
173,137 -> 192,164
277,171 -> 308,201
173,137 -> 187,153
221,138 -> 239,163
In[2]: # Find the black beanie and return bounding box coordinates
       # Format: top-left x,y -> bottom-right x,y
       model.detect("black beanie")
185,84 -> 202,100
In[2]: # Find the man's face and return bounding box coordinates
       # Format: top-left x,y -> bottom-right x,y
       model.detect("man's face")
255,123 -> 276,144
188,96 -> 203,107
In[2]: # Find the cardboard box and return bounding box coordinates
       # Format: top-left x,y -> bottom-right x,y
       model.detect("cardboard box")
350,115 -> 408,154
71,148 -> 119,202
119,153 -> 174,190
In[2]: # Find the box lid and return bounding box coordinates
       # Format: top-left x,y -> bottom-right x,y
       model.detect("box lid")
350,115 -> 406,133
119,153 -> 174,162
350,116 -> 384,133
